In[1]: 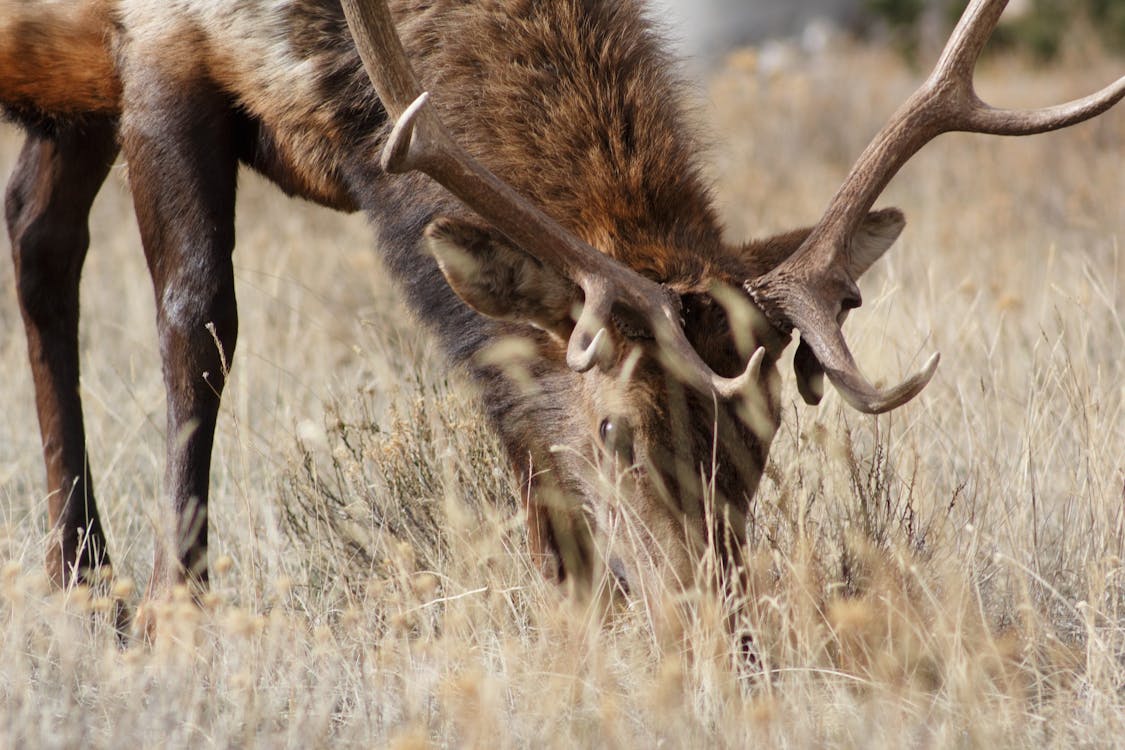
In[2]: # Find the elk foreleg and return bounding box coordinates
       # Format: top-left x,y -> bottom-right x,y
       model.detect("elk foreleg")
5,117 -> 118,587
120,76 -> 239,595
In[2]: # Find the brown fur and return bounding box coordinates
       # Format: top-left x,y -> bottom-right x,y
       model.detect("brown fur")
387,0 -> 727,274
0,1 -> 120,118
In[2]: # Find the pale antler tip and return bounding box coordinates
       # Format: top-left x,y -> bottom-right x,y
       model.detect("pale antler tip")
381,91 -> 431,173
567,327 -> 609,373
832,349 -> 940,414
921,351 -> 941,379
714,346 -> 766,400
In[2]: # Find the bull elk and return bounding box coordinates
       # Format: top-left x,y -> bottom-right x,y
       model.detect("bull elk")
1,0 -> 1122,612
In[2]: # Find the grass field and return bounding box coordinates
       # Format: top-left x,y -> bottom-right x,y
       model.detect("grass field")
1,37 -> 1123,747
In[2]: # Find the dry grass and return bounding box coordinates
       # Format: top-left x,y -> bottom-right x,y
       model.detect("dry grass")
1,37 -> 1123,748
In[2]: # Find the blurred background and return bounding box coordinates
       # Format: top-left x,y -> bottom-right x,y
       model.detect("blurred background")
652,0 -> 1125,68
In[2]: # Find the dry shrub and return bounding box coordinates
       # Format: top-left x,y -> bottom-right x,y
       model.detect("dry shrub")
278,370 -> 519,602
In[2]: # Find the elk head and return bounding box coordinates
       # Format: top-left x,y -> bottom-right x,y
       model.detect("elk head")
340,0 -> 1124,591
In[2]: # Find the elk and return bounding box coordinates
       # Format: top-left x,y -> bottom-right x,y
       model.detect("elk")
2,0 -> 1122,610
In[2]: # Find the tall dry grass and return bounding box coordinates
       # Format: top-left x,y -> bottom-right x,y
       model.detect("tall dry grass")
0,35 -> 1122,747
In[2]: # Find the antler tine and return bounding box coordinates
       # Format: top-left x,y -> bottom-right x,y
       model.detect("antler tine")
933,0 -> 1007,79
963,77 -> 1125,136
800,311 -> 941,414
340,0 -> 761,399
932,0 -> 1125,136
748,0 -> 1124,413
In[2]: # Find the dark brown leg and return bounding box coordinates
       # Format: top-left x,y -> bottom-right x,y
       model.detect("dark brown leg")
5,118 -> 118,587
120,75 -> 238,594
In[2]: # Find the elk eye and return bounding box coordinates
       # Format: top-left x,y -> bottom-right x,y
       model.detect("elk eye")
598,418 -> 635,464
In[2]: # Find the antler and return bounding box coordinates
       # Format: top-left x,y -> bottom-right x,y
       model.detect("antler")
339,0 -> 763,398
747,0 -> 1125,414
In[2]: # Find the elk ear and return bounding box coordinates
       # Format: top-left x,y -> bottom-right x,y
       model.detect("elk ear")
425,217 -> 579,337
847,207 -> 905,279
739,207 -> 906,280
